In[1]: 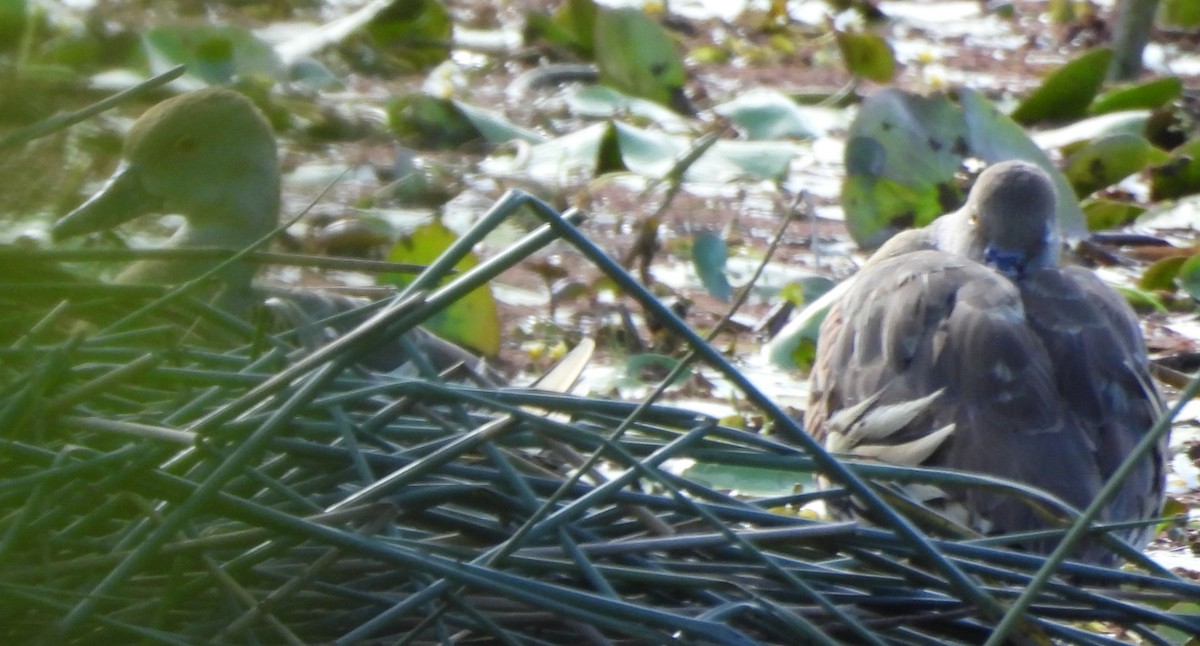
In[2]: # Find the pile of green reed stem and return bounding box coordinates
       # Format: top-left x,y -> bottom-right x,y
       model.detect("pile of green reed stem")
1,192 -> 1196,645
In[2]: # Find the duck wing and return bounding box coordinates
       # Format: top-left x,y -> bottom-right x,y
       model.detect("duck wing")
1014,266 -> 1165,546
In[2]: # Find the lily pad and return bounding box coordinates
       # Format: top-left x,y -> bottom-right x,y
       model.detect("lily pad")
1140,255 -> 1187,292
519,122 -> 619,183
762,277 -> 847,371
617,124 -> 797,182
274,0 -> 407,66
0,0 -> 26,46
365,0 -> 452,70
1115,284 -> 1169,312
707,139 -> 797,183
594,7 -> 689,113
1177,254 -> 1200,301
1010,48 -> 1112,125
387,95 -> 543,149
1160,0 -> 1200,28
608,122 -> 689,178
1063,133 -> 1158,197
454,101 -> 547,144
842,168 -> 946,249
1150,138 -> 1200,201
516,121 -> 796,186
692,231 -> 732,301
523,0 -> 598,57
840,89 -> 967,248
143,25 -> 284,86
712,89 -> 821,140
381,221 -> 500,356
834,27 -> 896,83
565,85 -> 690,132
1081,198 -> 1145,231
1088,77 -> 1183,115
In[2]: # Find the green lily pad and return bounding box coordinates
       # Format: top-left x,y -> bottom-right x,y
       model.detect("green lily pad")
1115,284 -> 1169,312
1150,138 -> 1200,201
143,25 -> 284,86
594,7 -> 689,112
849,90 -> 967,193
840,89 -> 967,248
780,276 -> 835,307
616,125 -> 797,183
1081,198 -> 1146,231
1088,77 -> 1183,115
365,0 -> 452,70
692,231 -> 732,301
842,169 -> 946,248
519,122 -> 619,183
387,95 -> 543,149
1156,600 -> 1200,646
0,0 -> 26,46
1140,255 -> 1186,292
515,121 -> 796,186
387,95 -> 478,149
766,293 -> 832,373
566,85 -> 690,131
712,89 -> 820,140
608,122 -> 687,178
707,139 -> 797,183
382,221 -> 500,356
834,27 -> 895,83
1160,0 -> 1200,28
1177,254 -> 1200,300
1063,133 -> 1156,197
274,0 -> 409,66
1010,48 -> 1112,125
959,88 -> 1088,240
523,0 -> 598,56
453,101 -> 547,144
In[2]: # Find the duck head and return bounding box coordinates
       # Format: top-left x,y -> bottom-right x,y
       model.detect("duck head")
54,88 -> 280,307
948,160 -> 1060,279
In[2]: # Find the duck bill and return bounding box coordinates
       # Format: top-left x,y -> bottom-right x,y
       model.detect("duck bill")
52,163 -> 162,240
983,245 -> 1025,279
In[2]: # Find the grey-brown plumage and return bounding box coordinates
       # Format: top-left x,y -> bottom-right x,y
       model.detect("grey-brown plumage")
806,160 -> 1165,563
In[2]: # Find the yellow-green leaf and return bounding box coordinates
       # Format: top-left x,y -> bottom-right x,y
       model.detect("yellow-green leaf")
1081,198 -> 1145,231
382,221 -> 501,356
1063,133 -> 1154,197
834,28 -> 895,83
1150,138 -> 1200,201
366,0 -> 451,70
1177,253 -> 1200,300
524,0 -> 598,56
594,7 -> 689,112
1139,255 -> 1186,292
1010,48 -> 1112,125
1161,0 -> 1200,28
1089,76 -> 1183,115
